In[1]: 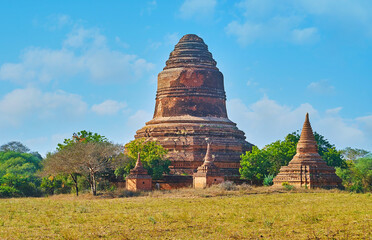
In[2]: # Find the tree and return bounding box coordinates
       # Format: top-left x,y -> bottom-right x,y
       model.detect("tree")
341,147 -> 369,161
0,141 -> 30,153
116,138 -> 171,180
240,131 -> 346,184
42,142 -> 125,196
57,130 -> 108,150
336,154 -> 372,192
240,146 -> 270,184
0,151 -> 42,197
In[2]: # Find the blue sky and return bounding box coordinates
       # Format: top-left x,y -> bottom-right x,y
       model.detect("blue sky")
0,0 -> 371,155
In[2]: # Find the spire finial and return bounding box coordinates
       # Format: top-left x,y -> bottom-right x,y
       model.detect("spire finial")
203,141 -> 213,163
135,152 -> 143,168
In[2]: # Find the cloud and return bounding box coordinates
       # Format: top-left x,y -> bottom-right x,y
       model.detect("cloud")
0,25 -> 154,84
291,27 -> 319,44
227,0 -> 372,45
126,110 -> 152,134
307,80 -> 335,94
0,88 -> 88,127
179,0 -> 216,19
92,100 -> 127,115
227,96 -> 372,151
225,16 -> 319,45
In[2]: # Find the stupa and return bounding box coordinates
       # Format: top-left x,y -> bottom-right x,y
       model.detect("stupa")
135,34 -> 253,176
194,142 -> 225,188
273,113 -> 342,188
126,153 -> 152,191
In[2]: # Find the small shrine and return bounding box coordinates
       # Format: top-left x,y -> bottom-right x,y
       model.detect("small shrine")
126,153 -> 152,191
273,113 -> 342,188
193,142 -> 225,188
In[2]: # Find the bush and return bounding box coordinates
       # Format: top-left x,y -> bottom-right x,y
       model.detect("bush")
0,186 -> 21,198
263,174 -> 274,186
218,181 -> 236,191
282,182 -> 294,191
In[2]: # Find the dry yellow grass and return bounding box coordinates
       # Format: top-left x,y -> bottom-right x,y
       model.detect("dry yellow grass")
0,187 -> 371,239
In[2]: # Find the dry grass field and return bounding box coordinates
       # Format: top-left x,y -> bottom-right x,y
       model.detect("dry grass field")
0,187 -> 371,239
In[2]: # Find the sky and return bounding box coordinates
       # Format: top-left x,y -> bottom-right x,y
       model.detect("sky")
0,0 -> 371,155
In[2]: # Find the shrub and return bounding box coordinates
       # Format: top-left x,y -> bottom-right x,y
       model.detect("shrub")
0,186 -> 21,198
263,174 -> 274,186
282,182 -> 294,190
218,181 -> 236,191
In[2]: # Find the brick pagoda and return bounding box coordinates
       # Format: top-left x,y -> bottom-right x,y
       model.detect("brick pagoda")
193,142 -> 225,188
135,34 -> 253,176
273,113 -> 342,188
126,153 -> 152,191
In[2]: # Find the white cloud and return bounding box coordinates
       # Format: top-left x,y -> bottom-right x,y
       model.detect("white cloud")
179,0 -> 217,19
227,0 -> 372,45
292,27 -> 319,44
227,96 -> 372,151
92,100 -> 127,115
0,88 -> 87,126
307,80 -> 335,94
0,25 -> 154,84
126,110 -> 152,135
164,33 -> 180,46
225,16 -> 319,45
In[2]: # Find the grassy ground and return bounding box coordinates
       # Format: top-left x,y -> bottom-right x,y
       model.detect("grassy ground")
0,187 -> 371,239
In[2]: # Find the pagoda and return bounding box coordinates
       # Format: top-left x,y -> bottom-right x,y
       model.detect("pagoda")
273,113 -> 342,188
135,34 -> 253,176
126,153 -> 152,191
193,142 -> 225,188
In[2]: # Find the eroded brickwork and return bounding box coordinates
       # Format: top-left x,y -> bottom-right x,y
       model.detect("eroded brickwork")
135,34 -> 253,176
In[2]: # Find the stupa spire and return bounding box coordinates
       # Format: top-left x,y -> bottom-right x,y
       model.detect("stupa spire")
297,113 -> 318,154
135,152 -> 143,169
203,142 -> 213,164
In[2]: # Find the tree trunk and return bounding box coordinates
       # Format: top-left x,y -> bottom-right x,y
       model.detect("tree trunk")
89,171 -> 97,196
71,173 -> 79,196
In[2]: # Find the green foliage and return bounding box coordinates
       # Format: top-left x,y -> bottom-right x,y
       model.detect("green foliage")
0,186 -> 21,198
336,155 -> 372,192
263,174 -> 274,186
240,146 -> 270,183
240,131 -> 346,184
0,141 -> 30,153
57,130 -> 108,150
341,147 -> 369,161
282,182 -> 294,190
0,151 -> 42,197
118,138 -> 170,180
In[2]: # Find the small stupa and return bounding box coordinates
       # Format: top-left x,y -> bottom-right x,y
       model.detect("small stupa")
273,113 -> 342,188
193,141 -> 225,188
126,153 -> 152,191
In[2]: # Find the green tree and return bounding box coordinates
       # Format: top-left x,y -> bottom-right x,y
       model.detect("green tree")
0,141 -> 30,153
117,138 -> 170,180
0,151 -> 42,197
57,130 -> 108,150
239,146 -> 270,184
341,147 -> 369,161
336,154 -> 372,192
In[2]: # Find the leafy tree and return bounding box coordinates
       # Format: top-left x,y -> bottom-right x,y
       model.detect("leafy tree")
341,147 -> 369,161
117,138 -> 171,180
57,130 -> 108,150
240,131 -> 346,184
0,151 -> 42,197
336,155 -> 372,192
0,141 -> 30,153
240,146 -> 270,184
43,142 -> 125,196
